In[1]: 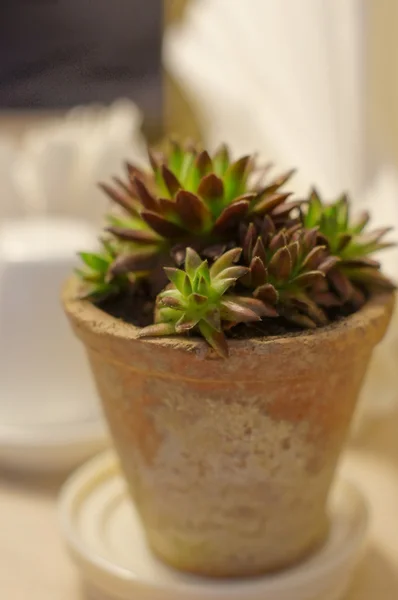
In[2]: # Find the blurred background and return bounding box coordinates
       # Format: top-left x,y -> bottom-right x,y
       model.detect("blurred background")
0,2 -> 398,598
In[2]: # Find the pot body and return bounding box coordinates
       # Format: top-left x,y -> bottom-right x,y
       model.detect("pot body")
63,279 -> 394,576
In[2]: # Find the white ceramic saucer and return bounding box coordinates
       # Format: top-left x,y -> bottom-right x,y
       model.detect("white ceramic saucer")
0,419 -> 108,473
59,451 -> 369,600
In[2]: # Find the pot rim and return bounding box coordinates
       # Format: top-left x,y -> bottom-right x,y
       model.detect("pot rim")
63,277 -> 395,356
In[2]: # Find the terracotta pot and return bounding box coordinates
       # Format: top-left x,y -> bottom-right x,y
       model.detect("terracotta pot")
63,278 -> 395,577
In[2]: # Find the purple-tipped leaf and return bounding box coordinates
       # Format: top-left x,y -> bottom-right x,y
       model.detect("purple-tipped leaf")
351,287 -> 367,310
157,198 -> 180,220
271,200 -> 304,218
312,292 -> 342,307
253,192 -> 291,215
141,211 -> 186,238
161,165 -> 182,197
285,312 -> 317,329
293,296 -> 328,326
302,228 -> 319,252
287,241 -> 300,267
356,227 -> 394,246
301,246 -> 327,271
266,168 -> 296,192
133,177 -> 158,212
125,162 -> 148,182
343,267 -> 396,290
148,150 -> 161,173
198,321 -> 229,358
214,200 -> 250,233
220,299 -> 262,323
352,210 -> 370,234
250,256 -> 267,288
98,182 -> 137,215
214,266 -> 249,281
195,150 -> 213,176
268,246 -> 292,280
269,230 -> 287,252
106,226 -> 161,244
202,243 -> 227,260
342,257 -> 380,268
109,252 -> 158,276
137,322 -> 176,338
292,271 -> 325,288
261,215 -> 276,238
197,173 -> 224,203
236,295 -> 277,318
112,176 -> 134,197
242,223 -> 256,262
318,256 -> 340,273
175,190 -> 210,231
328,268 -> 355,301
254,283 -> 278,305
252,236 -> 267,264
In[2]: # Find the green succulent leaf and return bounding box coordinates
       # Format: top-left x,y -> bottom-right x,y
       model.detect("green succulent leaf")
139,247 -> 259,357
184,247 -> 202,279
212,144 -> 230,177
302,188 -> 396,296
223,156 -> 250,201
199,321 -> 229,358
212,277 -> 238,296
78,252 -> 109,272
164,267 -> 192,296
169,139 -> 184,174
210,248 -> 242,277
76,240 -> 130,300
305,188 -> 323,228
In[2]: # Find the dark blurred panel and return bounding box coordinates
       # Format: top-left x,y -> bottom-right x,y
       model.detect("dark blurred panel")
0,0 -> 162,131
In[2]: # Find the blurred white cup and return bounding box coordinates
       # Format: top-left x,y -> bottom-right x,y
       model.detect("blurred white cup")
0,217 -> 107,471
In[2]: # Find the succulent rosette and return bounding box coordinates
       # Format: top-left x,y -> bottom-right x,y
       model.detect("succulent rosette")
77,140 -> 395,356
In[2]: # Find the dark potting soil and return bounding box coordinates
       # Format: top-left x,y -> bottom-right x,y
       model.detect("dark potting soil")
98,285 -> 155,328
97,286 -> 358,340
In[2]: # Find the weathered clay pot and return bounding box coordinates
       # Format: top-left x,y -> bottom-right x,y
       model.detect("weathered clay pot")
63,278 -> 394,577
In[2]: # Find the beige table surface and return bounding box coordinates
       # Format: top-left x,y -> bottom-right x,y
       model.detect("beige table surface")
1,409 -> 398,600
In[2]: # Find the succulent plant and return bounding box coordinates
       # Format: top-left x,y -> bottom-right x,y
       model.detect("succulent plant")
138,247 -> 267,357
75,139 -> 395,356
76,239 -> 130,300
98,140 -> 296,281
303,189 -> 395,303
239,216 -> 339,328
